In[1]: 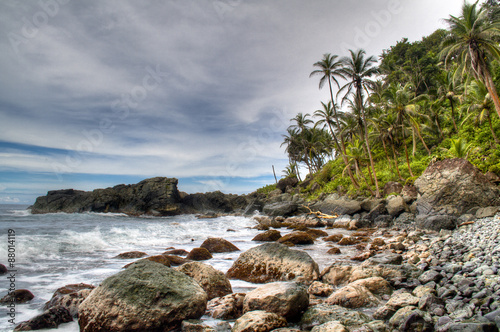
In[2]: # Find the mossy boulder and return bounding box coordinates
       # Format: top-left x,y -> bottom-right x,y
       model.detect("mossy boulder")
78,260 -> 207,331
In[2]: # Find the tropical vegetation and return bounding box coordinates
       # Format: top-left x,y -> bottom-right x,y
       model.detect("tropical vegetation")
278,1 -> 500,198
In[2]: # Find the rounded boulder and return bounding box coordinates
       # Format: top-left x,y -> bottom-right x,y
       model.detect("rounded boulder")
78,260 -> 207,331
226,243 -> 319,285
176,261 -> 232,300
243,281 -> 309,321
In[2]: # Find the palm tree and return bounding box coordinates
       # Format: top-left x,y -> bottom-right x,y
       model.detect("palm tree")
314,101 -> 341,154
463,80 -> 500,147
290,113 -> 313,132
338,49 -> 381,197
441,1 -> 500,120
444,138 -> 475,159
310,54 -> 359,188
436,70 -> 463,133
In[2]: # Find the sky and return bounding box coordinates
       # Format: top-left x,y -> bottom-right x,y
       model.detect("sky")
0,0 -> 466,204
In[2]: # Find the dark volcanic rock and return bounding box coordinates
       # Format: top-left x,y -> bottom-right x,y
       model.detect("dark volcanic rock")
31,177 -> 252,216
277,176 -> 299,193
14,306 -> 73,331
414,158 -> 500,217
31,177 -> 182,216
263,201 -> 298,217
0,289 -> 34,304
200,238 -> 239,253
182,191 -> 249,214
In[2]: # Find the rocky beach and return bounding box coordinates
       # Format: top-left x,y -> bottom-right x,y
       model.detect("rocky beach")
4,158 -> 500,331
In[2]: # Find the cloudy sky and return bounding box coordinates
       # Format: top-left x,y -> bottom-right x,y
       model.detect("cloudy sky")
0,0 -> 466,204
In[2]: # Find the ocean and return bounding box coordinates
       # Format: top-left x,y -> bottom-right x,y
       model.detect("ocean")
0,204 -> 354,331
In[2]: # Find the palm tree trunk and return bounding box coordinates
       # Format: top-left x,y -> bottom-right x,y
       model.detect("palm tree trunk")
358,91 -> 380,197
484,71 -> 500,121
328,78 -> 360,189
487,114 -> 500,148
391,141 -> 403,181
413,124 -> 431,155
448,97 -> 459,133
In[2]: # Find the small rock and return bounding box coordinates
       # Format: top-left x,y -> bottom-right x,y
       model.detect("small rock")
327,247 -> 342,255
114,251 -> 147,259
200,238 -> 239,253
186,248 -> 213,261
308,281 -> 334,297
252,230 -> 282,242
14,306 -> 72,331
277,232 -> 315,245
0,289 -> 34,304
232,310 -> 287,332
207,293 -> 245,320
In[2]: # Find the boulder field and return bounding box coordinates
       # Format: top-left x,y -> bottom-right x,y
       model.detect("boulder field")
13,212 -> 500,331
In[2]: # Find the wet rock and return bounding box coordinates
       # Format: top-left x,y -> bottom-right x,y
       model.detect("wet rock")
252,230 -> 282,242
181,320 -> 215,332
114,251 -> 147,259
163,249 -> 189,256
200,238 -> 239,253
337,236 -> 358,246
0,264 -> 7,275
0,289 -> 34,304
143,254 -> 171,266
385,292 -> 420,308
162,254 -> 189,266
349,277 -> 392,295
311,320 -> 348,332
325,284 -> 380,308
277,232 -> 315,245
226,243 -> 319,285
308,281 -> 334,297
324,234 -> 344,242
327,247 -> 342,255
243,281 -> 309,321
232,310 -> 287,332
186,248 -> 213,261
388,306 -> 433,331
78,260 -> 207,331
14,306 -> 73,331
176,261 -> 232,300
306,229 -> 328,239
207,293 -> 245,320
43,283 -> 95,317
299,304 -> 369,330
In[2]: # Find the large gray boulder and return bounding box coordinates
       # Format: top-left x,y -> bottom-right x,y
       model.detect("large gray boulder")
263,201 -> 298,217
78,260 -> 207,331
226,243 -> 319,285
414,158 -> 500,217
310,195 -> 362,216
243,282 -> 309,321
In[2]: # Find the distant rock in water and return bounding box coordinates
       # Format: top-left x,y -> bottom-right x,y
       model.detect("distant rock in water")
30,177 -> 250,216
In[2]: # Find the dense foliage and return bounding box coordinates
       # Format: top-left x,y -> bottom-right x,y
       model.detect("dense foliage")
279,1 -> 500,198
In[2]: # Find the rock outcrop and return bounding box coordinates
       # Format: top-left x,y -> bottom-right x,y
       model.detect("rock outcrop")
78,260 -> 207,331
414,158 -> 500,217
226,243 -> 319,285
30,177 -> 251,216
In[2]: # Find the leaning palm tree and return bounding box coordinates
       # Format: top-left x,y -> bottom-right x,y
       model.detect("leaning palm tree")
290,113 -> 313,132
310,54 -> 359,188
338,49 -> 381,197
441,1 -> 500,120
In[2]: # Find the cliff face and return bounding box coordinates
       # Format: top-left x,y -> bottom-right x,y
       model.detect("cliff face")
31,177 -> 252,216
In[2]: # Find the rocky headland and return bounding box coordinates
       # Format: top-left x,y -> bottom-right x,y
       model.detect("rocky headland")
18,158 -> 500,331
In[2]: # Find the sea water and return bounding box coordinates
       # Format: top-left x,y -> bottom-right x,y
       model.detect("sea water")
0,204 -> 355,331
